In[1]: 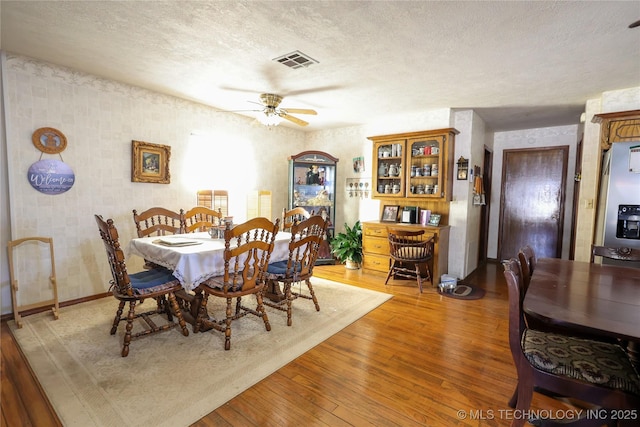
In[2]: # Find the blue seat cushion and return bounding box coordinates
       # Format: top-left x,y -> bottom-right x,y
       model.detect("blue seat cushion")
129,267 -> 179,295
267,260 -> 302,278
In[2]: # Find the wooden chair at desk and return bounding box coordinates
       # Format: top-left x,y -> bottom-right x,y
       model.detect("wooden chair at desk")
503,258 -> 640,427
385,229 -> 434,293
281,207 -> 311,232
194,217 -> 280,350
95,215 -> 189,357
182,206 -> 223,233
264,215 -> 328,326
590,245 -> 640,263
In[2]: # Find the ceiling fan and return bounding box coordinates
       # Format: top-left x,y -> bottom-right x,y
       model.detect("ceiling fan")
237,93 -> 317,127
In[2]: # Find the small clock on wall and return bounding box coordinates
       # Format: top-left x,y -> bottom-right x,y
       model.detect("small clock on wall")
32,127 -> 67,154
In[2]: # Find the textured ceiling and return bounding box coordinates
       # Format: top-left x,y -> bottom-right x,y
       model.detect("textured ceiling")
2,1 -> 639,132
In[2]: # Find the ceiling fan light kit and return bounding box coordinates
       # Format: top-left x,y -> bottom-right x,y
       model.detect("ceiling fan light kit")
257,111 -> 282,127
256,93 -> 317,128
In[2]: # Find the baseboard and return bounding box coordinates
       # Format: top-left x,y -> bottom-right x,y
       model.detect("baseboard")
1,292 -> 111,323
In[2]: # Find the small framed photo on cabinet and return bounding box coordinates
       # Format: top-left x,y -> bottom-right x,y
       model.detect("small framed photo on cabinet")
381,205 -> 399,222
428,214 -> 441,226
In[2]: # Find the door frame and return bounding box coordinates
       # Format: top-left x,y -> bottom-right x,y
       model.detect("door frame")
478,146 -> 493,264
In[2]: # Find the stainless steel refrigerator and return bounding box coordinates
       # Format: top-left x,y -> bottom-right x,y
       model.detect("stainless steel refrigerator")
596,141 -> 640,267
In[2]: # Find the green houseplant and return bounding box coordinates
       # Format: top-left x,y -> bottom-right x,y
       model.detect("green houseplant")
330,221 -> 363,269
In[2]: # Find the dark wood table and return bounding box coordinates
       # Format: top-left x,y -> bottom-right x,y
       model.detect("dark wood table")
524,257 -> 640,367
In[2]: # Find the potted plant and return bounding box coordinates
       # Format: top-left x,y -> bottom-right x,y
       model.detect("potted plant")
330,221 -> 363,269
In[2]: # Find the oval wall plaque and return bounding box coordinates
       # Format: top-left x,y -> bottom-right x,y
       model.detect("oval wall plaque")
28,159 -> 75,194
32,127 -> 67,154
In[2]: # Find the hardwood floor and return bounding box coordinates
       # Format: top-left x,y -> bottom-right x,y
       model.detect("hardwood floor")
2,262 -> 574,426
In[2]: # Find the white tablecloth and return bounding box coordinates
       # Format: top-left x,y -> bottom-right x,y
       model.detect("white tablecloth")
126,232 -> 291,291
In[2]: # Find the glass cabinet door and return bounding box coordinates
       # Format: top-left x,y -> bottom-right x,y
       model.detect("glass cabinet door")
407,136 -> 445,198
288,151 -> 338,264
372,141 -> 405,197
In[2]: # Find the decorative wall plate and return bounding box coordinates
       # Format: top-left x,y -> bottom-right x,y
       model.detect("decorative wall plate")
32,127 -> 67,154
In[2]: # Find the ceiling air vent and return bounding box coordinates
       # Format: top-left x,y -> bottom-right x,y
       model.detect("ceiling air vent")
273,50 -> 318,69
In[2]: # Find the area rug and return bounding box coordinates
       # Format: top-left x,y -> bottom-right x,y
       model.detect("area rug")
437,283 -> 486,300
9,278 -> 391,427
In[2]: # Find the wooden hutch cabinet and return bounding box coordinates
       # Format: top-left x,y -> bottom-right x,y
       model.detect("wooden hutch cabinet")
369,128 -> 458,200
363,128 -> 458,284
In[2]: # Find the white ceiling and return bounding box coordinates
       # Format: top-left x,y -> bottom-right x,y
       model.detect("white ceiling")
2,1 -> 639,132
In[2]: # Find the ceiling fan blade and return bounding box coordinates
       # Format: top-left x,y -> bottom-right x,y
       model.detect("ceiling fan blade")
217,109 -> 262,113
284,85 -> 343,97
280,113 -> 309,127
281,108 -> 317,115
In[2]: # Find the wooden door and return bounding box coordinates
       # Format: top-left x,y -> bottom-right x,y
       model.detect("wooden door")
498,147 -> 568,260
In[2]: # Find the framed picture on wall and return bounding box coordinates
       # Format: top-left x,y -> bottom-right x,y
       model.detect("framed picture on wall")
381,205 -> 399,222
132,140 -> 171,184
457,168 -> 468,180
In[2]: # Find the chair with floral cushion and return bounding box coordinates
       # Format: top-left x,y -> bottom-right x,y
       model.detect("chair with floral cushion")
517,244 -> 537,291
264,215 -> 328,326
590,245 -> 640,263
194,217 -> 279,350
95,215 -> 189,357
502,257 -> 640,427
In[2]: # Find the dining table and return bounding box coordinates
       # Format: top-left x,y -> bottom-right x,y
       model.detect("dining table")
126,231 -> 292,327
524,257 -> 640,368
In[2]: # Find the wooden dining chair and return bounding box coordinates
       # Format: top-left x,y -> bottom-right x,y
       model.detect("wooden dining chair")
517,244 -> 537,291
281,206 -> 311,231
133,207 -> 183,237
264,215 -> 328,326
182,206 -> 223,233
133,207 -> 183,269
194,217 -> 280,350
385,228 -> 435,293
95,215 -> 189,357
502,258 -> 640,426
590,244 -> 640,263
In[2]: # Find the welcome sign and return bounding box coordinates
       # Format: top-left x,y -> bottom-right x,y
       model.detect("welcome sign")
28,159 -> 75,194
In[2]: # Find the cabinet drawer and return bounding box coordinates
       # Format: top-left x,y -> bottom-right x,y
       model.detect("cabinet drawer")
364,225 -> 388,238
363,237 -> 388,255
363,254 -> 390,272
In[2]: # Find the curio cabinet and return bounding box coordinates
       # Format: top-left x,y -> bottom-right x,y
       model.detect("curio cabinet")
288,151 -> 339,264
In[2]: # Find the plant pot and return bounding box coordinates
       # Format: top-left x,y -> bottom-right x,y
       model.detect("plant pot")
345,259 -> 361,270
